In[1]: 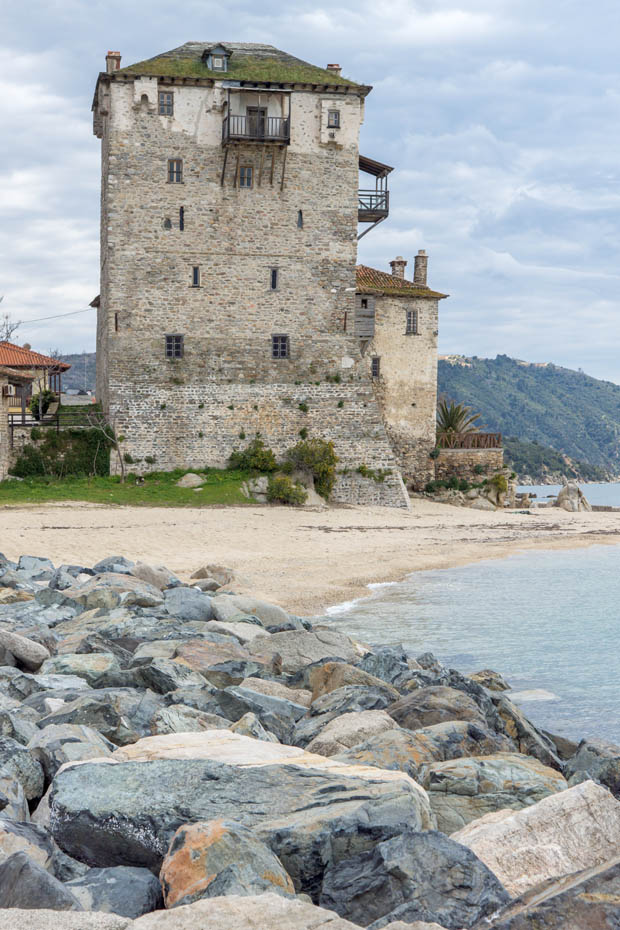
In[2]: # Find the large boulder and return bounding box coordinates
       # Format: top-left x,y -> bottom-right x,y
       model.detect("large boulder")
38,690 -> 164,746
0,818 -> 60,869
40,653 -> 125,689
28,724 -> 114,780
306,711 -> 399,757
240,676 -> 312,708
388,686 -> 488,731
63,574 -> 164,611
308,662 -> 399,702
0,631 -> 50,671
0,851 -> 82,909
319,828 -> 509,929
0,736 -> 44,799
211,595 -> 289,628
131,893 -> 361,928
66,865 -> 163,918
564,737 -> 620,795
50,731 -> 433,898
130,563 -> 180,590
554,480 -> 591,512
334,722 -> 513,780
160,819 -> 294,907
358,646 -> 413,687
421,753 -> 567,833
135,659 -> 209,695
173,639 -> 279,688
247,630 -> 360,676
485,857 -> 620,928
215,686 -> 307,743
490,695 -> 562,770
451,779 -> 620,897
163,586 -> 213,621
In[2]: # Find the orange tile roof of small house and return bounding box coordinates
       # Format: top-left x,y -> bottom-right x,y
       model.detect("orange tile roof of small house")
0,366 -> 35,382
0,342 -> 70,370
356,265 -> 448,299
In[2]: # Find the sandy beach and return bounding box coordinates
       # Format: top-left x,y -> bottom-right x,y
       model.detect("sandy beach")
1,499 -> 619,614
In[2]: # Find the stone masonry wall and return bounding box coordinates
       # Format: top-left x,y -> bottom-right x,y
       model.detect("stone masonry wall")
96,74 -> 410,507
365,294 -> 439,489
0,378 -> 8,481
435,448 -> 504,483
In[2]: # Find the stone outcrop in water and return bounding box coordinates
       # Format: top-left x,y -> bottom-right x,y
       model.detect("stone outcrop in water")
0,549 -> 617,926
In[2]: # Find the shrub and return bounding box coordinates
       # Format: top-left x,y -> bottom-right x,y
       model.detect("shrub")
285,438 -> 338,499
299,427 -> 308,440
30,427 -> 42,441
473,463 -> 486,475
144,455 -> 156,465
123,452 -> 135,464
228,437 -> 277,472
489,472 -> 508,494
29,390 -> 56,420
356,464 -> 391,483
298,402 -> 309,413
9,427 -> 113,479
337,400 -> 344,408
429,446 -> 441,460
267,475 -> 308,506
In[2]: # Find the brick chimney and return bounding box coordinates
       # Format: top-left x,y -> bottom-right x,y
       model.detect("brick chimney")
326,64 -> 342,75
106,51 -> 121,74
413,249 -> 428,286
389,256 -> 407,279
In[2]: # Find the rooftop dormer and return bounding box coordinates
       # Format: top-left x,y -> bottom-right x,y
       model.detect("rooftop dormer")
201,44 -> 232,73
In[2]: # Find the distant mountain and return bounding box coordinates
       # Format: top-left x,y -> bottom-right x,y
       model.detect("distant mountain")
60,352 -> 96,393
438,354 -> 620,478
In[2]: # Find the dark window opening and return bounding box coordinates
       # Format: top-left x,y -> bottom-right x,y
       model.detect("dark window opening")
371,356 -> 380,378
159,91 -> 173,116
168,159 -> 183,183
165,334 -> 184,358
192,266 -> 200,287
179,206 -> 185,231
327,109 -> 340,128
114,312 -> 119,333
270,268 -> 279,290
406,309 -> 419,334
297,210 -> 303,229
361,298 -> 368,309
239,165 -> 253,188
163,218 -> 172,230
272,334 -> 289,359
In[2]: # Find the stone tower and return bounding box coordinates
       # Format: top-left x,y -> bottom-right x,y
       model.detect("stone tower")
92,42 -> 441,505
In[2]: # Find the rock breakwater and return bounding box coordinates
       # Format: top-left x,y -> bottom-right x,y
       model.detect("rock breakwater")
0,551 -> 617,927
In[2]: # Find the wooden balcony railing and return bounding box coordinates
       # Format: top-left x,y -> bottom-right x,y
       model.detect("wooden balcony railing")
358,189 -> 389,222
437,432 -> 503,450
222,115 -> 290,144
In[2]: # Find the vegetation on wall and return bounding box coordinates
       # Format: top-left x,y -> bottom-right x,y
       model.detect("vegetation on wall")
9,428 -> 114,479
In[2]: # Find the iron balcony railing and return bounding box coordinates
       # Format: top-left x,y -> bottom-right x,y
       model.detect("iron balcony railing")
222,115 -> 290,144
358,189 -> 390,218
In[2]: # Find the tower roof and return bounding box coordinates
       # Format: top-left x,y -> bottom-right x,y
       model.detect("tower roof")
356,265 -> 448,299
117,42 -> 368,91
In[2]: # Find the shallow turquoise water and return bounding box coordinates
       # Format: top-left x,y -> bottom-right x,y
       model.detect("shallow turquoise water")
325,545 -> 620,743
519,482 -> 620,506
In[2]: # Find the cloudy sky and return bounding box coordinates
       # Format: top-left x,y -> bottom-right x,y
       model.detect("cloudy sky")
3,0 -> 620,380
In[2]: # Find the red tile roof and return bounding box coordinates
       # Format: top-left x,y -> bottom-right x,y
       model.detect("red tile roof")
0,366 -> 35,382
0,342 -> 70,370
356,265 -> 448,299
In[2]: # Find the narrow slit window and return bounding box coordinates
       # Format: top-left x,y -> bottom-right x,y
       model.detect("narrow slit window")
167,159 -> 183,183
371,356 -> 381,378
272,334 -> 289,359
239,165 -> 253,188
114,312 -> 119,333
179,206 -> 185,231
406,309 -> 419,334
159,91 -> 173,116
192,266 -> 200,287
270,268 -> 279,290
165,334 -> 184,359
297,210 -> 303,229
327,109 -> 340,128
361,298 -> 368,309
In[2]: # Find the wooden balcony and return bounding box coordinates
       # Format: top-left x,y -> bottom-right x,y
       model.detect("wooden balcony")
358,189 -> 389,223
222,115 -> 290,145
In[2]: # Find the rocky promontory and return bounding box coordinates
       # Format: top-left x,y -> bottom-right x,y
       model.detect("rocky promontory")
0,552 -> 617,927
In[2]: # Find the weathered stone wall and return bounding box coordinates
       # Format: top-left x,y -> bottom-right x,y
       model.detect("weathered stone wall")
96,74 -> 410,507
0,377 -> 8,481
435,448 -> 504,483
365,294 -> 439,489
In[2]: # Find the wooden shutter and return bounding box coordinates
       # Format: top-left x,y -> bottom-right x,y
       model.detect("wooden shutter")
355,295 -> 375,338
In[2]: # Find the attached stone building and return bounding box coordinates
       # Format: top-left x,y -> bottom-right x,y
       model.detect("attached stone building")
92,42 -> 447,505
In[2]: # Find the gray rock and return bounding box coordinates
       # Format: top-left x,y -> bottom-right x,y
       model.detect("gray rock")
358,647 -> 412,687
38,689 -> 164,746
388,686 -> 489,732
64,574 -> 163,611
164,587 -> 214,622
230,712 -> 280,742
320,829 -> 509,929
306,711 -> 399,757
0,630 -> 50,671
0,912 -> 128,929
0,737 -> 44,799
564,737 -> 620,796
0,775 -> 29,821
40,653 -> 126,689
66,866 -> 163,918
18,556 -> 55,573
92,557 -> 134,575
0,667 -> 92,701
212,595 -> 287,628
149,704 -> 230,735
216,685 -> 308,742
0,851 -> 82,909
491,694 -> 562,770
130,563 -> 181,590
311,684 -> 394,718
28,724 -> 114,780
0,709 -> 39,744
247,630 -> 359,676
176,473 -> 204,488
135,658 -> 209,694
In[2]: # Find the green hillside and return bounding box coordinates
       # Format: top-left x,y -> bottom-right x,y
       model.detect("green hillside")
438,354 -> 620,474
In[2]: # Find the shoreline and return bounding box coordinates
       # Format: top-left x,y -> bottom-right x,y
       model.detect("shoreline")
2,499 -> 620,614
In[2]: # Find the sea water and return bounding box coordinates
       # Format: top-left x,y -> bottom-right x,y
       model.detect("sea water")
519,481 -> 620,507
326,544 -> 620,743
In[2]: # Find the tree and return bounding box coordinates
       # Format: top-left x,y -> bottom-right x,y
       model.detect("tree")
85,409 -> 126,483
0,298 -> 20,343
436,397 -> 482,443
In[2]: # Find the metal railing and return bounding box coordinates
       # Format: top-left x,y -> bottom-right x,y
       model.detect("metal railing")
9,407 -> 95,447
437,432 -> 503,450
358,190 -> 389,215
222,115 -> 290,143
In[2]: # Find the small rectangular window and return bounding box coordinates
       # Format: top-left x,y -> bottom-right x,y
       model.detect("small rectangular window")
192,267 -> 200,287
406,309 -> 419,334
371,356 -> 380,378
167,159 -> 183,183
361,298 -> 368,309
159,91 -> 173,116
272,334 -> 289,359
179,206 -> 185,231
212,56 -> 224,70
165,334 -> 184,358
114,312 -> 119,333
239,165 -> 253,188
270,268 -> 279,290
327,109 -> 340,128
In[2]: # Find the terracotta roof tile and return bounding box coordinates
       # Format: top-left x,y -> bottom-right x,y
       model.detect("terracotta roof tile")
356,265 -> 448,299
0,342 -> 70,370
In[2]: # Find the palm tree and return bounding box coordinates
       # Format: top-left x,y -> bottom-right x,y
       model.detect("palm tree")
437,398 -> 482,446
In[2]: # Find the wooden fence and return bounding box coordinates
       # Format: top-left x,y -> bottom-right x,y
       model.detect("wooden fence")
437,432 -> 502,450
